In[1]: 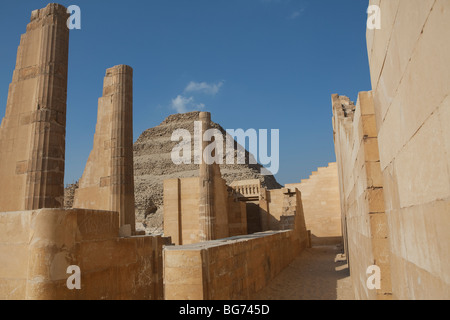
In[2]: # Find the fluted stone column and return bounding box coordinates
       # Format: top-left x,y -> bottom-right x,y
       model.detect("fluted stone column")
199,112 -> 215,241
0,4 -> 69,211
110,65 -> 135,232
73,65 -> 135,234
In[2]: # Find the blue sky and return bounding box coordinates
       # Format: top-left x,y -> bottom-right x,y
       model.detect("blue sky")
0,0 -> 372,186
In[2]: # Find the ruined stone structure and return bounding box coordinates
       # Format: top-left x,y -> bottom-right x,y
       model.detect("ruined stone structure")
334,0 -> 450,300
162,150 -> 310,300
229,180 -> 309,234
164,176 -> 309,300
73,65 -> 136,234
161,110 -> 310,299
131,111 -> 282,235
164,127 -> 310,246
259,187 -> 307,232
286,163 -> 342,246
164,230 -> 306,300
0,208 -> 165,300
230,179 -> 262,233
0,4 -> 69,212
0,4 -> 164,300
4,0 -> 448,301
163,173 -> 245,245
0,4 -> 310,300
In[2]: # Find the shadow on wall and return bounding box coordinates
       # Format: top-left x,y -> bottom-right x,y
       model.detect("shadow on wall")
247,202 -> 262,234
256,208 -> 296,233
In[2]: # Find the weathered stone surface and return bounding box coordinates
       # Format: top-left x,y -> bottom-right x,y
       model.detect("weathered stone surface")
164,230 -> 307,300
66,112 -> 284,235
163,174 -> 245,245
73,65 -> 136,233
0,3 -> 69,212
332,91 -> 392,300
132,111 -> 282,234
198,112 -> 216,241
366,0 -> 450,300
163,159 -> 307,247
0,209 -> 164,300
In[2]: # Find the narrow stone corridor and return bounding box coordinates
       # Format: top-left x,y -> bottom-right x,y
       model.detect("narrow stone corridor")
251,245 -> 354,300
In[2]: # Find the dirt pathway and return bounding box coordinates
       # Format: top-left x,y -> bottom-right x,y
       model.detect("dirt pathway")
251,245 -> 354,300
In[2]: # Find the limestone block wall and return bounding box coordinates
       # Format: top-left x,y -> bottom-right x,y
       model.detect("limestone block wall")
164,229 -> 307,300
0,4 -> 69,212
229,179 -> 259,234
0,209 -> 164,300
163,175 -> 246,245
366,0 -> 450,299
227,197 -> 248,238
261,188 -> 306,232
286,162 -> 342,245
164,177 -> 201,245
332,92 -> 391,300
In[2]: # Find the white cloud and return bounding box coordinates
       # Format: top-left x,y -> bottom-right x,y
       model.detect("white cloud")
287,8 -> 305,20
184,81 -> 224,96
169,80 -> 224,113
171,95 -> 191,113
288,11 -> 301,20
171,95 -> 205,113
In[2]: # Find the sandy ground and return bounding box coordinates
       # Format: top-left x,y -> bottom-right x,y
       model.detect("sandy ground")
251,245 -> 355,300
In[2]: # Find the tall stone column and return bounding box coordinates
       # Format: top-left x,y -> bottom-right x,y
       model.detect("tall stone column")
198,112 -> 215,241
73,65 -> 135,234
110,65 -> 135,232
0,4 -> 69,212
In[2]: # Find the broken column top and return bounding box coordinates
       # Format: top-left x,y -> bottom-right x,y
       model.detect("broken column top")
103,65 -> 133,96
106,65 -> 134,76
30,3 -> 68,22
199,111 -> 211,121
331,94 -> 355,119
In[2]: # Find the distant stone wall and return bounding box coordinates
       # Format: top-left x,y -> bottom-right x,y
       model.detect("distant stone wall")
261,188 -> 306,232
0,209 -> 164,300
164,229 -> 307,300
365,0 -> 450,300
133,111 -> 283,235
286,163 -> 342,246
163,175 -> 247,245
164,185 -> 310,300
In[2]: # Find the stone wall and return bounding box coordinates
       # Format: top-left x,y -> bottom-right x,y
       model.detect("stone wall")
164,230 -> 307,300
0,209 -> 164,300
227,198 -> 248,238
163,175 -> 247,245
164,177 -> 201,245
332,92 -> 392,300
261,188 -> 306,232
230,179 -> 261,233
286,163 -> 342,246
365,0 -> 450,299
163,184 -> 309,300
